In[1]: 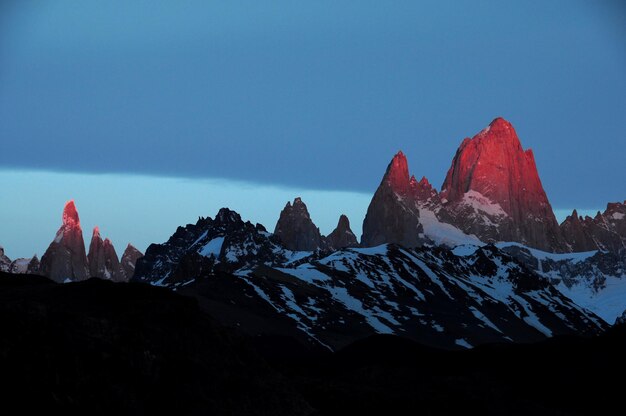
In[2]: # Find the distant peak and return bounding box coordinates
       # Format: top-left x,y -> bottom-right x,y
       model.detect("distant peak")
419,176 -> 430,186
123,243 -> 143,257
338,214 -> 350,228
293,197 -> 304,205
92,226 -> 101,238
62,200 -> 81,229
216,208 -> 242,223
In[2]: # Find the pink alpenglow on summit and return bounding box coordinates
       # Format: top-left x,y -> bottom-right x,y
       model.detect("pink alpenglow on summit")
361,151 -> 424,248
39,200 -> 143,282
40,200 -> 90,282
439,117 -> 565,252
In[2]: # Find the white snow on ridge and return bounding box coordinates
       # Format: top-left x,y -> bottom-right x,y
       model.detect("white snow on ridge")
350,245 -> 389,256
455,338 -> 473,349
452,244 -> 481,256
199,236 -> 225,257
556,276 -> 626,324
496,242 -> 598,263
190,231 -> 208,248
326,286 -> 394,334
419,208 -> 483,248
461,190 -> 507,217
469,306 -> 503,333
275,265 -> 331,283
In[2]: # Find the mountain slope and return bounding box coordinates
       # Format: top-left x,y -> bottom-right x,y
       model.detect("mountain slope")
134,208 -> 606,351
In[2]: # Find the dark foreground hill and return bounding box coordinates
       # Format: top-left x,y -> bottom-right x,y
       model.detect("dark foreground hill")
0,272 -> 311,415
1,271 -> 624,415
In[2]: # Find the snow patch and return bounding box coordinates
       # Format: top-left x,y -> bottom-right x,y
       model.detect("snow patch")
419,209 -> 483,248
556,276 -> 626,323
455,338 -> 473,349
276,265 -> 331,283
497,242 -> 598,263
199,236 -> 225,257
350,245 -> 388,256
461,190 -> 507,217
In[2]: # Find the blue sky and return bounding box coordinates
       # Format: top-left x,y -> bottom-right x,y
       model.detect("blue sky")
0,1 -> 624,258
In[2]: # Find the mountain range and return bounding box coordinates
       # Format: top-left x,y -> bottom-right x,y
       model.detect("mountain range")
1,200 -> 143,282
2,117 -> 625,352
122,117 -> 624,351
2,116 -> 625,414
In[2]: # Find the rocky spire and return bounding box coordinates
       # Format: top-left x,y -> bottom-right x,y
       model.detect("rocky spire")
40,200 -> 89,282
274,197 -> 323,251
87,226 -> 126,281
120,244 -> 144,281
410,175 -> 440,208
439,118 -> 565,252
88,226 -> 105,278
0,246 -> 11,272
361,151 -> 424,248
326,214 -> 359,250
560,202 -> 626,252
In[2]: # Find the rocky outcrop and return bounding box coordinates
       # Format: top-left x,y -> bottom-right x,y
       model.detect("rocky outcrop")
120,244 -> 143,281
439,117 -> 565,252
87,226 -> 124,281
274,198 -> 323,251
0,247 -> 40,275
0,246 -> 11,272
361,151 -> 424,248
411,176 -> 440,208
325,215 -> 358,250
134,207 -> 310,286
560,202 -> 626,252
40,200 -> 89,282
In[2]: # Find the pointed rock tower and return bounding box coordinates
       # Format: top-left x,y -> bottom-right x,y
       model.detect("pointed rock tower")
326,215 -> 359,250
274,197 -> 323,251
87,226 -> 124,281
120,244 -> 144,281
0,246 -> 11,272
439,118 -> 565,252
40,200 -> 90,282
560,202 -> 626,252
88,226 -> 106,278
361,151 -> 424,248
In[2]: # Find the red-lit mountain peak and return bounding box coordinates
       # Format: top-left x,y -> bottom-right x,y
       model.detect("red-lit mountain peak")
62,200 -> 81,230
440,118 -> 564,252
382,151 -> 411,195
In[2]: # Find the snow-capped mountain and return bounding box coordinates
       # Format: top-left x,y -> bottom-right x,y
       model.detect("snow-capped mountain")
132,116 -> 626,349
133,207 -> 606,350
